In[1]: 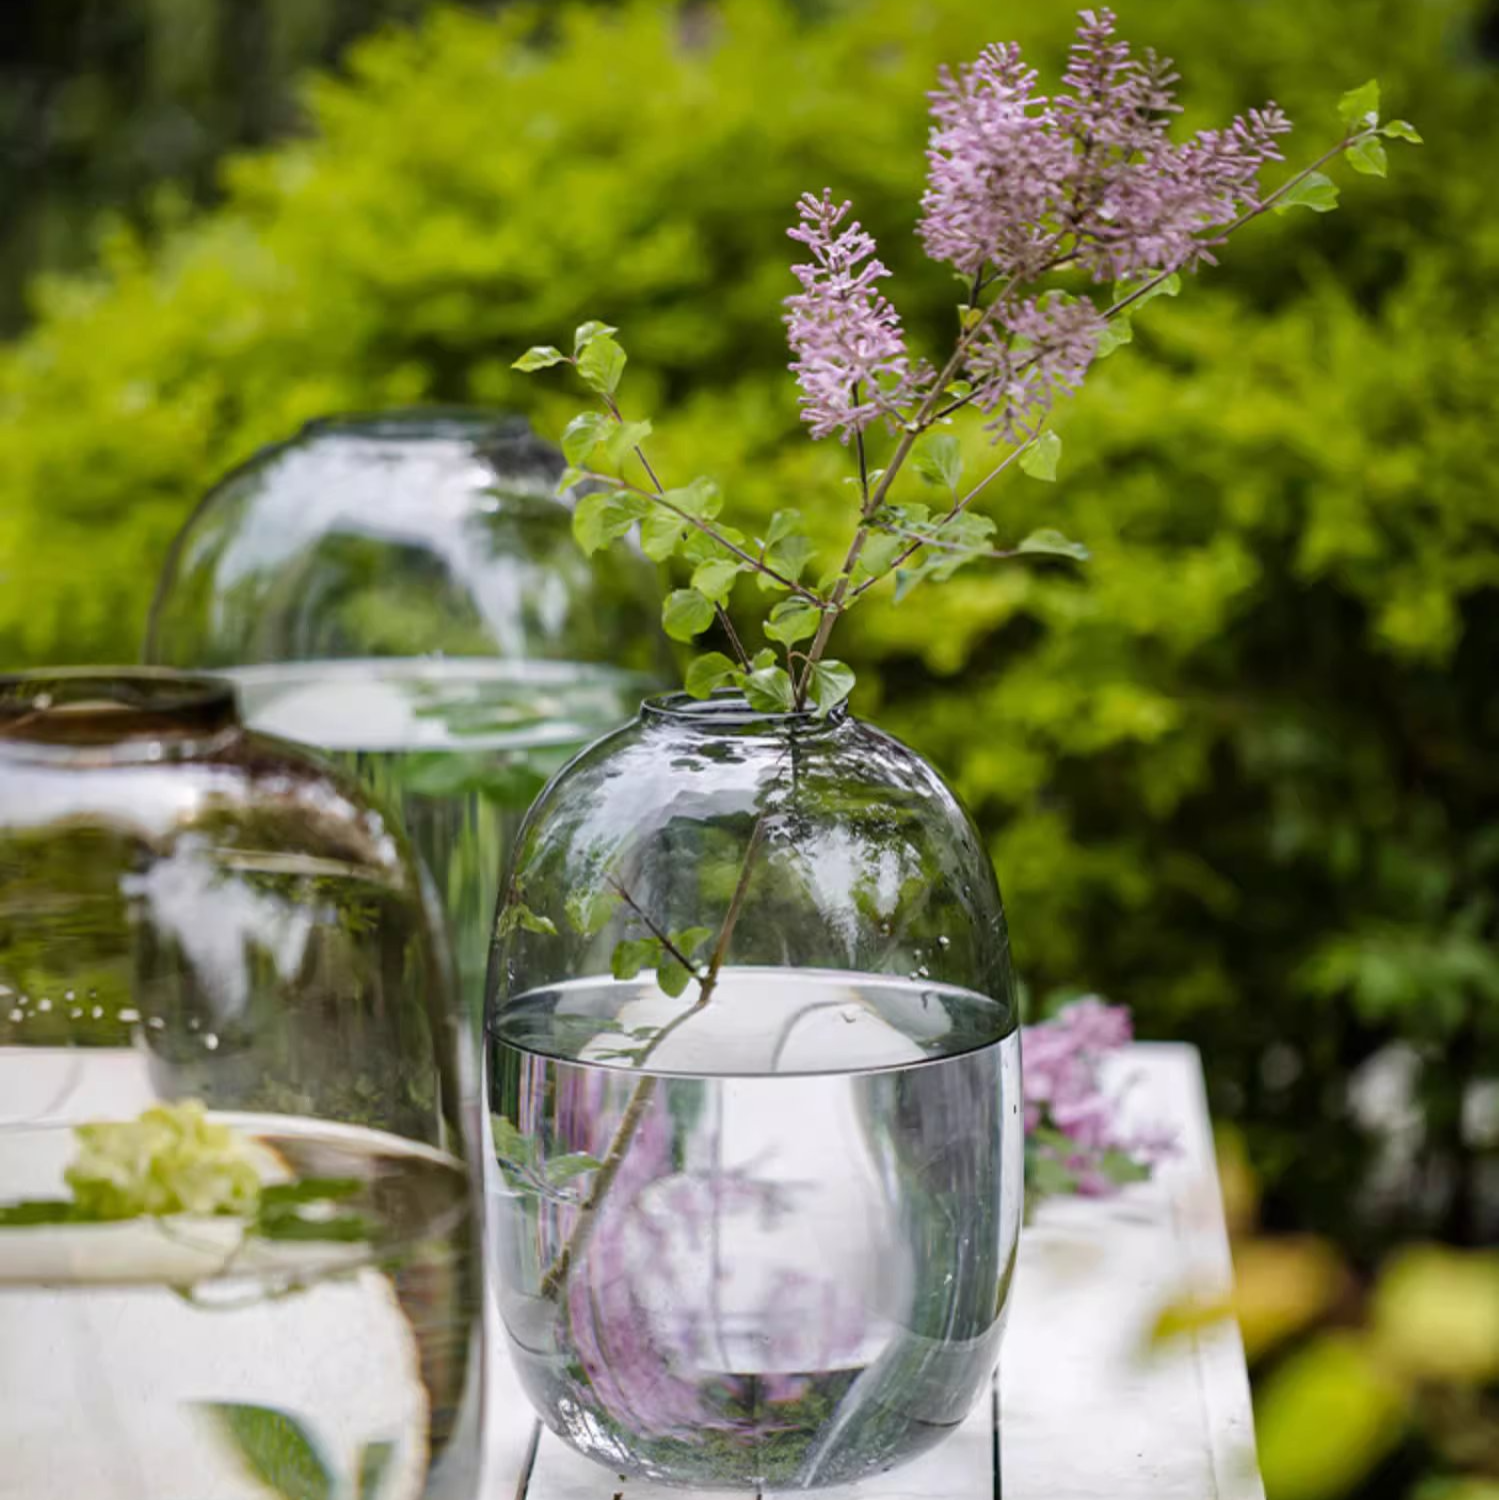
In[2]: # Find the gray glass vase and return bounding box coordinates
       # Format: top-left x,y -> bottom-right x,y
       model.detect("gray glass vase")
144,409 -> 670,1019
485,691 -> 1023,1490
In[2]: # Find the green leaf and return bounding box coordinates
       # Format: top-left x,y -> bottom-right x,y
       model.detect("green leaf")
1114,273 -> 1181,311
1381,119 -> 1422,143
1274,172 -> 1340,215
512,345 -> 568,372
357,1442 -> 396,1500
573,320 -> 618,354
671,926 -> 714,958
497,901 -> 557,937
257,1177 -> 360,1209
1019,431 -> 1063,482
1345,136 -> 1388,178
1096,1149 -> 1151,1186
255,1207 -> 371,1243
0,1198 -> 79,1226
855,530 -> 905,579
765,508 -> 803,545
561,411 -> 609,466
1018,527 -> 1090,562
640,506 -> 688,562
1338,79 -> 1381,131
664,476 -> 723,520
1095,318 -> 1134,358
740,664 -> 795,713
544,1152 -> 605,1186
577,334 -> 626,395
612,936 -> 662,980
662,588 -> 716,642
604,418 -> 652,467
203,1404 -> 333,1500
555,465 -> 586,494
684,651 -> 739,698
750,647 -> 777,671
762,532 -> 815,589
913,433 -> 963,493
806,660 -> 856,717
657,955 -> 692,998
764,598 -> 820,646
565,885 -> 618,937
572,490 -> 647,556
691,558 -> 740,606
490,1115 -> 535,1166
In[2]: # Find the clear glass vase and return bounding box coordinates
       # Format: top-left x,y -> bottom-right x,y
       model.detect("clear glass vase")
144,409 -> 670,1020
0,670 -> 481,1500
485,692 -> 1023,1490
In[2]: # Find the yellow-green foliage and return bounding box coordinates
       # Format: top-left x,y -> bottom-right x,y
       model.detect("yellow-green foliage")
1,0 -> 1496,1264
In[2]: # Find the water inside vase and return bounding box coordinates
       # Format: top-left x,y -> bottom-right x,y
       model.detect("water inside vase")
0,1116 -> 480,1500
230,658 -> 651,1025
486,967 -> 1022,1489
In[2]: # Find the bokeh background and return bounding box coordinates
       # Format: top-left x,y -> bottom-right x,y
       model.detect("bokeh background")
1,1 -> 1495,1495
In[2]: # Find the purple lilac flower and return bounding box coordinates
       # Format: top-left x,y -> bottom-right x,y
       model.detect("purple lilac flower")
1023,997 -> 1174,1199
966,293 -> 1106,444
784,189 -> 913,442
918,43 -> 1074,281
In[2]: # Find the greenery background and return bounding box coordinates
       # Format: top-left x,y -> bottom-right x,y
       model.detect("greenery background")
1,1 -> 1495,1495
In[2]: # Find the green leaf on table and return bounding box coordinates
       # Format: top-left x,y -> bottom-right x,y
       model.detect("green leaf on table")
497,901 -> 557,938
577,334 -> 626,396
641,506 -> 688,562
662,588 -> 716,642
357,1441 -> 396,1500
764,598 -> 820,647
1096,1150 -> 1151,1187
1096,318 -> 1134,358
612,936 -> 663,981
1337,79 -> 1381,131
203,1404 -> 333,1500
561,411 -> 609,466
1274,171 -> 1340,215
740,664 -> 795,713
573,491 -> 647,556
512,345 -> 568,372
1019,431 -> 1063,482
685,651 -> 740,699
1345,136 -> 1388,178
604,418 -> 652,467
1018,527 -> 1090,562
565,886 -> 619,937
544,1153 -> 605,1186
0,1199 -> 79,1225
691,558 -> 741,606
806,660 -> 856,717
1381,119 -> 1422,143
657,955 -> 692,998
573,320 -> 618,354
913,433 -> 963,494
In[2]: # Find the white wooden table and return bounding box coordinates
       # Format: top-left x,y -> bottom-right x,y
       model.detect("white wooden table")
482,1043 -> 1263,1499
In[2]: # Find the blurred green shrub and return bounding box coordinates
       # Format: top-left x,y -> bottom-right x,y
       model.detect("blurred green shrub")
0,0 -> 1495,1286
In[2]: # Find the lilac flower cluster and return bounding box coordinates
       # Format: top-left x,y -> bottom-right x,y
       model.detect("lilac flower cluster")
784,190 -> 913,443
1022,998 -> 1174,1199
920,7 -> 1291,284
785,9 -> 1292,445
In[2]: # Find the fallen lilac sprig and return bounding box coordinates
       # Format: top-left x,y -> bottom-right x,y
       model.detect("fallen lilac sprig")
1023,998 -> 1175,1207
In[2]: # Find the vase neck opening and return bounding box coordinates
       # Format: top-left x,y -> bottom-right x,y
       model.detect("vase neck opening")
0,669 -> 239,755
640,689 -> 848,738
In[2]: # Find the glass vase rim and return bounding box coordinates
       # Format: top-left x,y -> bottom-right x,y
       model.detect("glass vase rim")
0,667 -> 239,753
299,407 -> 532,444
639,688 -> 849,734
